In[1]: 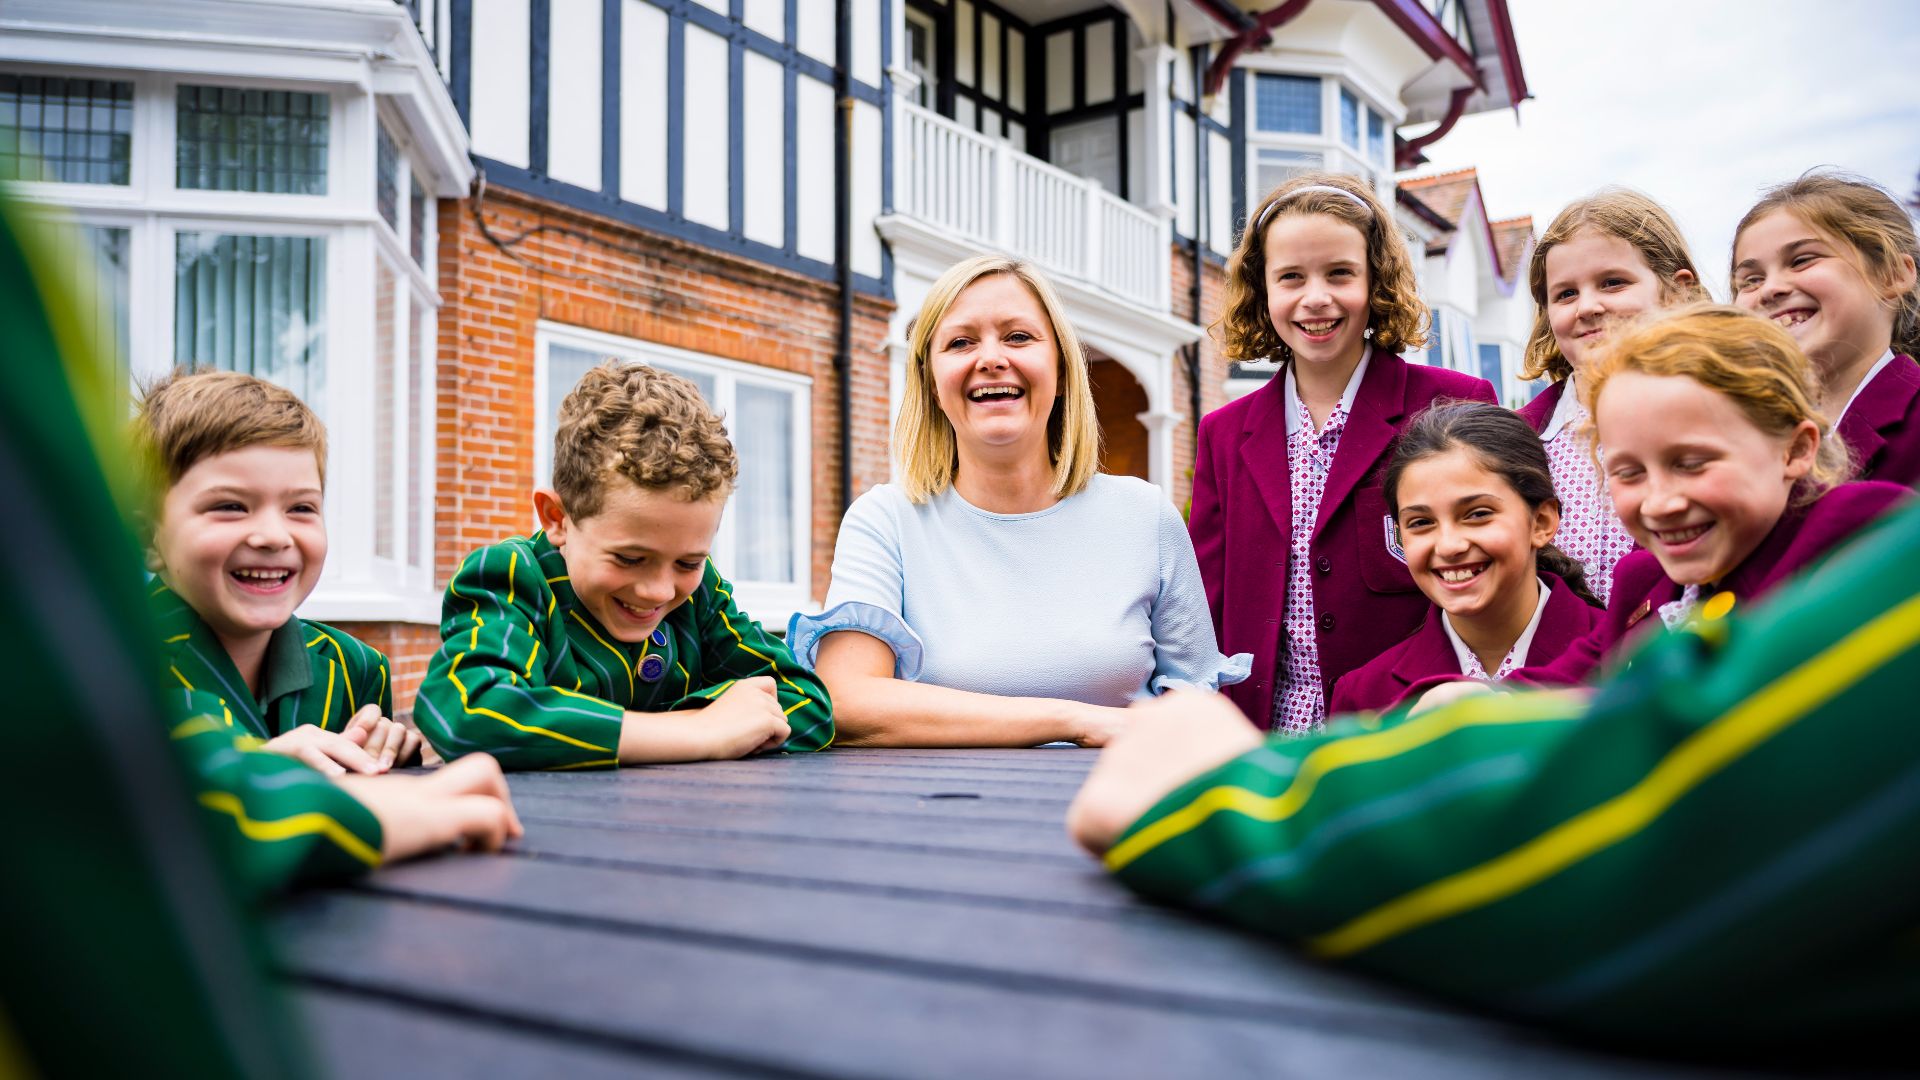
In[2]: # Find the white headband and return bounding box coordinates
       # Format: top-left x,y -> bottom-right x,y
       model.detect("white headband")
1254,184 -> 1373,233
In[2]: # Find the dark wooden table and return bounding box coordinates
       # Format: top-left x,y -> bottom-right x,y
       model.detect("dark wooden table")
272,748 -> 1748,1078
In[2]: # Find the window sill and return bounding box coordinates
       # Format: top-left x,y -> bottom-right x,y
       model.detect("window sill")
298,582 -> 442,625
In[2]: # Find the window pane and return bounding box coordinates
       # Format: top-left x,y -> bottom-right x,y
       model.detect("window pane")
732,383 -> 794,583
1255,148 -> 1320,199
410,175 -> 429,267
652,361 -> 717,404
0,74 -> 132,185
547,344 -> 609,462
374,263 -> 397,560
1368,108 -> 1388,168
410,303 -> 431,569
176,85 -> 329,194
26,218 -> 130,381
1339,87 -> 1359,149
1254,74 -> 1319,135
1477,343 -> 1503,390
377,122 -> 400,230
174,232 -> 327,402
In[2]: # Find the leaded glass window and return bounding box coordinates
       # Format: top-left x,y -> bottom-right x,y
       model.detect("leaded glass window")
1254,74 -> 1320,135
0,75 -> 133,185
176,86 -> 329,194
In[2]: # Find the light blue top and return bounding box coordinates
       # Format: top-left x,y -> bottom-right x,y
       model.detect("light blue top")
788,474 -> 1251,707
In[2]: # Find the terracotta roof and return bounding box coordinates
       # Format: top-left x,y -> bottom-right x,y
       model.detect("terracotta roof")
1490,215 -> 1534,282
1397,168 -> 1480,229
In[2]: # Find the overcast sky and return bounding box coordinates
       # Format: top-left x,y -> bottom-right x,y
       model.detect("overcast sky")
1406,0 -> 1920,300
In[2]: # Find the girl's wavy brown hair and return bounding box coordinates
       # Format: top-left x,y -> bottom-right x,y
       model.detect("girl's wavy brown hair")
1731,170 -> 1920,361
1584,304 -> 1852,506
1215,171 -> 1427,363
1521,189 -> 1706,384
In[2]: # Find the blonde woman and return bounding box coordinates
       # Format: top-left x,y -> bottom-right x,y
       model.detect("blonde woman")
788,256 -> 1247,747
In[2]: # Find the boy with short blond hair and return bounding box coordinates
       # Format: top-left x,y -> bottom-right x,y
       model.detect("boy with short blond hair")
132,368 -> 520,890
137,369 -> 418,774
415,361 -> 832,769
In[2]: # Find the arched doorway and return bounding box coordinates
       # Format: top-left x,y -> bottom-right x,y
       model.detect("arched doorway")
1086,348 -> 1149,481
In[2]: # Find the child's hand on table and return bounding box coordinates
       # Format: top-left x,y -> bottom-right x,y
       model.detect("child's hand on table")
1067,692 -> 1262,856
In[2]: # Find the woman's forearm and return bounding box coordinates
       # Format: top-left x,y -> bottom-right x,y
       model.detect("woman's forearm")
825,671 -> 1102,748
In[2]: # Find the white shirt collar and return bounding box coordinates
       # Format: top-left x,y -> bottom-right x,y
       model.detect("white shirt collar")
1838,349 -> 1898,425
1442,577 -> 1552,678
1284,346 -> 1373,437
1539,374 -> 1587,441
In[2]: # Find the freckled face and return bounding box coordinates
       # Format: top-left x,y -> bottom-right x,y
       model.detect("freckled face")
1545,229 -> 1679,375
1595,371 -> 1816,586
541,480 -> 724,642
927,273 -> 1062,468
149,445 -> 328,650
1263,212 -> 1371,371
1395,448 -> 1557,622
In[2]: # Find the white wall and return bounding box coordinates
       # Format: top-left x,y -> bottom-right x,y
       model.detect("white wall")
620,0 -> 667,209
470,0 -> 531,166
547,0 -> 602,189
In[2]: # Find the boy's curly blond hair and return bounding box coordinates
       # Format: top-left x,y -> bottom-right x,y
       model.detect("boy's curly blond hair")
1216,171 -> 1428,363
552,360 -> 738,517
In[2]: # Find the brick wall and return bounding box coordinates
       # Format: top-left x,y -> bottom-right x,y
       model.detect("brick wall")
1168,244 -> 1232,513
365,187 -> 894,716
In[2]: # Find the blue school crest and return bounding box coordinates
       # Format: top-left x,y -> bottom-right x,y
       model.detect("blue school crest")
639,654 -> 667,683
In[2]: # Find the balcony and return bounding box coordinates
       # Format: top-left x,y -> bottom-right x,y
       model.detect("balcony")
890,101 -> 1169,313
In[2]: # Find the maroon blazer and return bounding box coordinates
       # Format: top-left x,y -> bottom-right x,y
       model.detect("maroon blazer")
1516,378 -> 1568,434
1503,480 -> 1914,688
1190,352 -> 1497,726
1327,571 -> 1603,716
1839,354 -> 1920,489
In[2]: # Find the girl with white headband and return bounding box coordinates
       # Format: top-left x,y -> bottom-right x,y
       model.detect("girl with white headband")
1191,171 -> 1496,734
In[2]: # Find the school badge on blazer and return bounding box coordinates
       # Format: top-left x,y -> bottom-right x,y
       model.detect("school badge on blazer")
1383,514 -> 1407,565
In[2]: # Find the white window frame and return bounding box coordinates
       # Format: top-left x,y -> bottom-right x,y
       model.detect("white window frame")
4,60 -> 442,623
534,322 -> 815,626
1244,68 -> 1394,201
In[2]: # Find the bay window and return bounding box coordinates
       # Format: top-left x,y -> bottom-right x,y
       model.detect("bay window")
2,62 -> 443,621
1249,71 -> 1395,199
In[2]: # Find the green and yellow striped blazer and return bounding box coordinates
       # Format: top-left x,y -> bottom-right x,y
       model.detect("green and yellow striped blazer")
150,581 -> 392,737
1106,500 -> 1920,1047
415,532 -> 832,770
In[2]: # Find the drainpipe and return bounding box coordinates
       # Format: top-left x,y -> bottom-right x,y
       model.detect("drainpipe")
1185,43 -> 1205,439
833,0 -> 854,513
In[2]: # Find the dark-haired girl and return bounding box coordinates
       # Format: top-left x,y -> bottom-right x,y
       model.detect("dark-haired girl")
1328,402 -> 1603,715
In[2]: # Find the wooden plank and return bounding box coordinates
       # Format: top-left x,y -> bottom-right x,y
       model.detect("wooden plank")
359,852 -> 1466,1025
508,794 -> 1084,858
296,986 -> 762,1079
277,893 -> 1701,1079
512,821 -> 1139,911
505,770 -> 1082,806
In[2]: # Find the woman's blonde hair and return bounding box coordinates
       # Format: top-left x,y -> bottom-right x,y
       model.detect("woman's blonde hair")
894,255 -> 1100,503
1521,189 -> 1706,383
1584,304 -> 1852,504
1215,171 -> 1428,363
1731,170 -> 1920,360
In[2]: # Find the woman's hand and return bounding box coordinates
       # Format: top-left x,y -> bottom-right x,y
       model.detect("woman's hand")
1067,692 -> 1262,855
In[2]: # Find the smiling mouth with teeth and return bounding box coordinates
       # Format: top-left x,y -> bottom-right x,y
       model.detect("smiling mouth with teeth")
232,568 -> 292,582
1434,564 -> 1487,584
968,386 -> 1025,402
1656,523 -> 1711,545
1771,310 -> 1814,328
1296,319 -> 1341,335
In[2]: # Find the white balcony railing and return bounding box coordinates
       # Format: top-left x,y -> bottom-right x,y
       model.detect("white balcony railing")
896,102 -> 1169,312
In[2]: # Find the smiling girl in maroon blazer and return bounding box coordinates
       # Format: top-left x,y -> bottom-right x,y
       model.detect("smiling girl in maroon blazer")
1485,305 -> 1913,692
1516,190 -> 1706,605
1192,172 -> 1496,733
1327,402 -> 1602,717
1732,172 -> 1920,488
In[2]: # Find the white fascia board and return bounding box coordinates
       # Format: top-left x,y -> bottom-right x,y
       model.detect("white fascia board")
3,0 -> 472,194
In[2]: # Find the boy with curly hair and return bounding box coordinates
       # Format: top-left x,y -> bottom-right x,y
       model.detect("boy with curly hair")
415,361 -> 833,769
